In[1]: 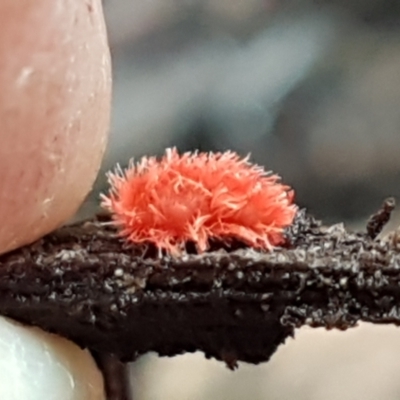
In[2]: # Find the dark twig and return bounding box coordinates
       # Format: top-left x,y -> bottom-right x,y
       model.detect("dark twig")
0,201 -> 399,369
366,197 -> 395,239
94,353 -> 132,400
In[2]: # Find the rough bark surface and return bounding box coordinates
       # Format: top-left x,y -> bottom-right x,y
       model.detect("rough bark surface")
0,200 -> 399,369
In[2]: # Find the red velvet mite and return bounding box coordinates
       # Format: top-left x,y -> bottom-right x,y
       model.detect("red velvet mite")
101,148 -> 297,255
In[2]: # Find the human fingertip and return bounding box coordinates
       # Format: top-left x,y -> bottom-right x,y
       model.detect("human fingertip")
0,317 -> 105,400
0,0 -> 111,255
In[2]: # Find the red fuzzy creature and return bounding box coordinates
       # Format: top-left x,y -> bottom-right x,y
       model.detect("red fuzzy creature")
101,148 -> 297,255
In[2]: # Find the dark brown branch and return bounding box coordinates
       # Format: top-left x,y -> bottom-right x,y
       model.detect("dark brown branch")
366,197 -> 396,239
93,353 -> 132,400
0,203 -> 400,369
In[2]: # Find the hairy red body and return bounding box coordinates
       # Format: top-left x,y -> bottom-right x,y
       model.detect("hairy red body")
102,148 -> 297,255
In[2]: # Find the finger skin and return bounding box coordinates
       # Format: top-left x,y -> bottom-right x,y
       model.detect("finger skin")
0,316 -> 105,400
0,0 -> 112,254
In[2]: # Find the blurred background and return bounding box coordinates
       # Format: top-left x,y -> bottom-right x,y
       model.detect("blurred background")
97,1 -> 400,399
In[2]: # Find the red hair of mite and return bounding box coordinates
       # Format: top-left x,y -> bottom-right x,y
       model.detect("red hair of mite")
101,148 -> 297,255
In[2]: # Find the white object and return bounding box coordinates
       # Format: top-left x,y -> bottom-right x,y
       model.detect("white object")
0,317 -> 105,400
